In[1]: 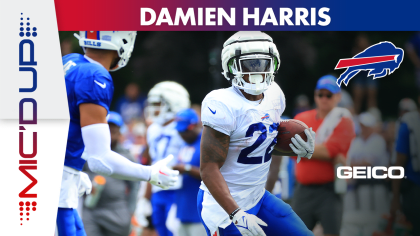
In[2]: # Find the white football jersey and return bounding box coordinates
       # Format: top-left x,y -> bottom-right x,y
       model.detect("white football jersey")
147,121 -> 185,192
199,82 -> 285,231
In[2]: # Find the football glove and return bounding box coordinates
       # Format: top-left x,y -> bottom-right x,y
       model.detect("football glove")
289,128 -> 316,163
232,210 -> 267,236
149,154 -> 179,190
78,172 -> 92,197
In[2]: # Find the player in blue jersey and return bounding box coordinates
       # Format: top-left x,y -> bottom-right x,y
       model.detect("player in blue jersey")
58,31 -> 179,236
172,108 -> 207,236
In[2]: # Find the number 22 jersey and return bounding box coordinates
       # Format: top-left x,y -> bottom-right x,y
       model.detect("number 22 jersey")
199,82 -> 285,229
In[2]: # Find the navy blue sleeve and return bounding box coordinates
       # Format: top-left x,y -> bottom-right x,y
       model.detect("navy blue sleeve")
75,70 -> 113,112
396,122 -> 410,155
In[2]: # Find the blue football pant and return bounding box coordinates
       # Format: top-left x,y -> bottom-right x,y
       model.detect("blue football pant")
197,189 -> 314,236
56,208 -> 86,236
151,190 -> 176,236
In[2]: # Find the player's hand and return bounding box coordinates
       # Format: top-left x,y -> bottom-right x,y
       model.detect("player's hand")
78,172 -> 92,197
289,128 -> 316,163
149,154 -> 179,190
171,164 -> 185,173
232,210 -> 267,236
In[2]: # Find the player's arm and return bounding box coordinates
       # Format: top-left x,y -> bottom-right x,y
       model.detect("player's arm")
79,103 -> 178,188
200,98 -> 267,235
200,125 -> 239,214
311,117 -> 355,161
140,145 -> 153,200
201,127 -> 268,236
172,164 -> 201,180
80,103 -> 151,181
145,182 -> 152,200
265,155 -> 281,193
142,145 -> 152,165
310,144 -> 332,160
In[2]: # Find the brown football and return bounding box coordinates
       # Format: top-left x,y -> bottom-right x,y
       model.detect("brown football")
274,119 -> 308,155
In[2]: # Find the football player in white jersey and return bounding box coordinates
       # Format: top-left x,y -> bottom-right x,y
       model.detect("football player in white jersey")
144,81 -> 191,236
197,31 -> 316,236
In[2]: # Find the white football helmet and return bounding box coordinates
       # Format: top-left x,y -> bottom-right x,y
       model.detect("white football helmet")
74,31 -> 137,71
221,31 -> 280,95
145,81 -> 190,125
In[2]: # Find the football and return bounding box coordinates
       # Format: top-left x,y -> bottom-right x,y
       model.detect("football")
275,119 -> 309,155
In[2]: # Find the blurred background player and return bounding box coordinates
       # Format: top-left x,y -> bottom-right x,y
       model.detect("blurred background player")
60,31 -> 179,236
198,31 -> 315,236
391,98 -> 418,164
171,108 -> 206,236
340,112 -> 389,236
337,90 -> 361,136
350,34 -> 378,114
115,83 -> 147,123
391,105 -> 420,235
82,111 -> 139,236
291,75 -> 355,236
405,31 -> 420,106
143,81 -> 191,236
124,121 -> 148,161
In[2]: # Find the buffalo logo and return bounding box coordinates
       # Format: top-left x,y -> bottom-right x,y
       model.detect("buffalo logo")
335,41 -> 404,87
261,113 -> 270,121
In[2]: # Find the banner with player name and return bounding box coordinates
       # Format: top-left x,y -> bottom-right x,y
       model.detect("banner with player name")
55,0 -> 420,31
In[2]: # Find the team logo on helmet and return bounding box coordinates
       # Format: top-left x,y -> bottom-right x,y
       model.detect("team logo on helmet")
74,31 -> 137,71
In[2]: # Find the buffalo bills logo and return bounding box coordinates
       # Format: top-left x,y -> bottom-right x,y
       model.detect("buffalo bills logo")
261,113 -> 270,121
335,41 -> 404,87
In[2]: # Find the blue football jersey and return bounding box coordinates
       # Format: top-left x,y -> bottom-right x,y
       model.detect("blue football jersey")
176,132 -> 202,223
63,53 -> 114,171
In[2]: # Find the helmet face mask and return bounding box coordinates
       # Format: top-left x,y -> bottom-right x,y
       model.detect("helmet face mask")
229,54 -> 276,95
145,99 -> 171,125
221,31 -> 280,95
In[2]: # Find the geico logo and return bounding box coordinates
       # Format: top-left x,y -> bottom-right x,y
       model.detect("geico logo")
337,166 -> 405,179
